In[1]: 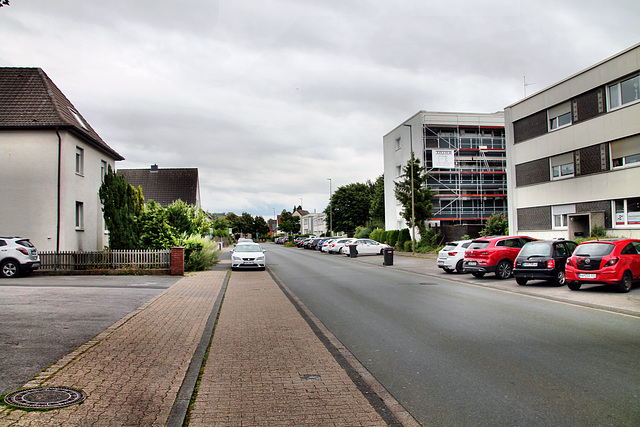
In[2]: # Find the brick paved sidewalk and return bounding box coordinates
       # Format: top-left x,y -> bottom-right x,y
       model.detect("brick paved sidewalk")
0,270 -> 226,426
188,270 -> 388,426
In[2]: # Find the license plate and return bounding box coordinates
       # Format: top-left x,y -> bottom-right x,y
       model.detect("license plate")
522,262 -> 537,267
437,260 -> 445,265
467,261 -> 477,266
578,273 -> 596,279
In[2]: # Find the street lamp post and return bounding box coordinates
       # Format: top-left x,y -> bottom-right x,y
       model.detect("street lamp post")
327,178 -> 333,237
403,123 -> 416,255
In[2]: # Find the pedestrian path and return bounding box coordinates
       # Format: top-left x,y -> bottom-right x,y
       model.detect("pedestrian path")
0,259 -> 415,426
188,270 -> 387,426
0,270 -> 226,426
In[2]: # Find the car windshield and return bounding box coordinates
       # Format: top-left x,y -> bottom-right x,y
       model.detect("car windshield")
469,241 -> 490,250
574,242 -> 615,257
443,244 -> 457,251
235,244 -> 262,252
519,242 -> 551,257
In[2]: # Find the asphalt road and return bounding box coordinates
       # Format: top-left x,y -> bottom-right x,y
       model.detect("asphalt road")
266,243 -> 640,426
0,275 -> 180,395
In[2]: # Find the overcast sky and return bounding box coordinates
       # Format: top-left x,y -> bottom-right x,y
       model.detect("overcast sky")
1,1 -> 638,219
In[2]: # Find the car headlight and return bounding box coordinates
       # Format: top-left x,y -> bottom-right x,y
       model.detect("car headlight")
256,256 -> 265,261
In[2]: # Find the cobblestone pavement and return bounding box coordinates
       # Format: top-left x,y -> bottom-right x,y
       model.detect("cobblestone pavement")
0,270 -> 226,426
188,270 -> 388,427
0,255 -> 415,426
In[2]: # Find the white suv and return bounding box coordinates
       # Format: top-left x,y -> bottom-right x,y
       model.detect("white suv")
437,240 -> 472,273
0,237 -> 41,278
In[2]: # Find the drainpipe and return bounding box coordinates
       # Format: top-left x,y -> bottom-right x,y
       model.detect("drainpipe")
56,128 -> 62,256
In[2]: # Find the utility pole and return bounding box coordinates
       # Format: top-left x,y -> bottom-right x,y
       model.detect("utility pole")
327,178 -> 333,237
403,124 -> 416,255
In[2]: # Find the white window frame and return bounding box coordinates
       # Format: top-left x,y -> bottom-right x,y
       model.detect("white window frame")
610,137 -> 640,169
101,160 -> 108,182
76,146 -> 84,176
552,204 -> 575,230
607,74 -> 640,111
395,137 -> 401,150
396,165 -> 402,177
75,201 -> 84,230
547,102 -> 572,132
549,153 -> 575,180
613,197 -> 640,228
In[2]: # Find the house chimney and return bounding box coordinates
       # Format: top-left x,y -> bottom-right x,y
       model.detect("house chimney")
151,164 -> 159,172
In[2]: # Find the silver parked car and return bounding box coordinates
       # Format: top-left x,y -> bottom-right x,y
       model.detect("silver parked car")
231,242 -> 266,271
342,239 -> 391,256
0,236 -> 41,278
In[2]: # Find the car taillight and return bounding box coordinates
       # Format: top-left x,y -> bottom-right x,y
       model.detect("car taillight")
546,259 -> 555,269
566,257 -> 573,267
448,252 -> 457,256
16,247 -> 29,256
604,257 -> 619,267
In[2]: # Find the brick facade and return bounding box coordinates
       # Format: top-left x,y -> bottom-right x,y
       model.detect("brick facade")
576,201 -> 612,228
513,110 -> 547,143
517,206 -> 552,231
515,158 -> 550,187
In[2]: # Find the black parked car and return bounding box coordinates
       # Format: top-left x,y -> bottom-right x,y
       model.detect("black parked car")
513,240 -> 578,286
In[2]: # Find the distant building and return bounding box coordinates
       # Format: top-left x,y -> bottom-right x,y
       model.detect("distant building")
301,212 -> 327,236
118,164 -> 200,208
504,43 -> 640,239
0,67 -> 124,251
383,111 -> 506,234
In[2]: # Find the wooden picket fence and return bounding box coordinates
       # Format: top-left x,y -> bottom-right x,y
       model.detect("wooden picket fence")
38,250 -> 171,271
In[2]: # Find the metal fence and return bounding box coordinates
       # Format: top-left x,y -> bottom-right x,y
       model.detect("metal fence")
39,250 -> 172,271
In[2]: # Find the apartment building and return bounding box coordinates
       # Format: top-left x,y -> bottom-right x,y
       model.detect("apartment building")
504,43 -> 640,240
383,111 -> 506,234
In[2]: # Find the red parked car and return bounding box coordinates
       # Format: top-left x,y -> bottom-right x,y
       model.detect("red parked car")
463,236 -> 537,279
565,239 -> 640,293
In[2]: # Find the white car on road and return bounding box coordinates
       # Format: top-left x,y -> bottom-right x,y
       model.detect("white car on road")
231,242 -> 266,271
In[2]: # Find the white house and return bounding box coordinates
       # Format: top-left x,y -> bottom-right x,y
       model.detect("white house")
504,43 -> 640,239
0,68 -> 124,251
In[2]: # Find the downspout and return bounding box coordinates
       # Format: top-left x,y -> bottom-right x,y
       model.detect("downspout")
56,128 -> 62,256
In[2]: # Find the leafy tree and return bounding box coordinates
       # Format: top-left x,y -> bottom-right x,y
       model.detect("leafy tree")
226,212 -> 240,233
253,216 -> 270,238
327,183 -> 372,237
165,200 -> 212,236
479,214 -> 508,237
99,165 -> 140,249
137,200 -> 176,249
212,216 -> 229,231
394,157 -> 433,239
369,174 -> 385,227
278,209 -> 301,234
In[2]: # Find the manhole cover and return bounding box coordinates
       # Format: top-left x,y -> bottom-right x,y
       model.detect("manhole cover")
4,386 -> 87,409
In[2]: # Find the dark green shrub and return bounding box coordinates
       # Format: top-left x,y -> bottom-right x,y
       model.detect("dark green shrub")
355,227 -> 372,238
386,230 -> 399,247
397,228 -> 411,250
403,240 -> 412,252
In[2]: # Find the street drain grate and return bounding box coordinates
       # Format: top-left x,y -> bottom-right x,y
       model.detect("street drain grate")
300,374 -> 322,381
3,386 -> 87,410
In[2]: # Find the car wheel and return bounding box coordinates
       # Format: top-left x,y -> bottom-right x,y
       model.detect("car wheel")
516,277 -> 528,286
260,266 -> 266,271
443,268 -> 454,274
455,260 -> 465,273
552,270 -> 566,286
495,260 -> 512,280
1,260 -> 20,278
616,271 -> 633,293
568,282 -> 582,291
471,272 -> 485,278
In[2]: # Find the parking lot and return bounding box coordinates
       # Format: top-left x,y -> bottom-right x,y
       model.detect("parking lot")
0,275 -> 180,394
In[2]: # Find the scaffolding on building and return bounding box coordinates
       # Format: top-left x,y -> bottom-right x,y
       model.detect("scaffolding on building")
423,122 -> 507,225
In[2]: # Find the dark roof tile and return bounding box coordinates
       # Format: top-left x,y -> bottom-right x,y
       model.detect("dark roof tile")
117,167 -> 199,207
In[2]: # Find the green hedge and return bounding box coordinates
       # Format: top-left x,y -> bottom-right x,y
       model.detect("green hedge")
386,230 -> 399,247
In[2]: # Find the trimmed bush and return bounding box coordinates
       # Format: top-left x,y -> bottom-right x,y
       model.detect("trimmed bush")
181,235 -> 220,271
397,228 -> 411,250
386,230 -> 399,247
403,240 -> 412,252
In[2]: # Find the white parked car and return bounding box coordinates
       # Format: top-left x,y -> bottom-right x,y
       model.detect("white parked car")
329,238 -> 354,254
231,242 -> 266,271
342,239 -> 391,256
320,239 -> 336,253
0,236 -> 41,278
437,240 -> 472,273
